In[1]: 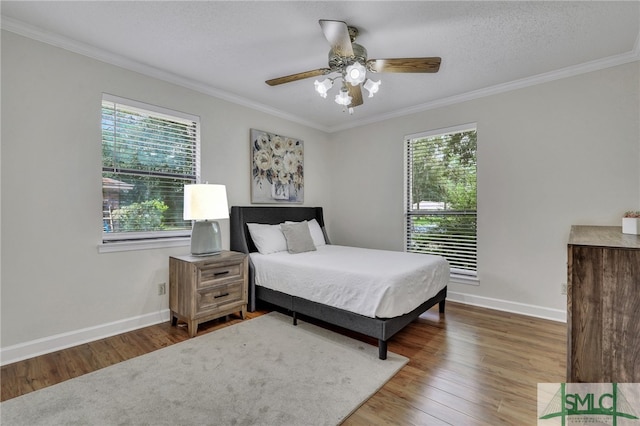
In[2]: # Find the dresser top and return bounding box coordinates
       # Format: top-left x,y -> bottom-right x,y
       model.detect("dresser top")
569,225 -> 640,249
170,250 -> 246,263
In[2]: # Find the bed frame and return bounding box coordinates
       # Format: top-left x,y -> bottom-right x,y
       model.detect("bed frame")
229,206 -> 447,360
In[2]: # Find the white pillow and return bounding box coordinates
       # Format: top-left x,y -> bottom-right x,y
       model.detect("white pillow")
246,223 -> 287,254
285,219 -> 326,247
308,219 -> 327,246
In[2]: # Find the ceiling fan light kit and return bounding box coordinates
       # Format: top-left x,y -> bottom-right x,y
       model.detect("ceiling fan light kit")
266,19 -> 441,114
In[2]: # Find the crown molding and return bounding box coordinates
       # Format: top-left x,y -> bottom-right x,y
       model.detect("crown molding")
328,48 -> 640,133
0,16 -> 330,133
3,16 -> 638,135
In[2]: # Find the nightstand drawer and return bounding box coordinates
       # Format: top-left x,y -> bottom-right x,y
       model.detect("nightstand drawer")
198,263 -> 243,288
197,281 -> 243,312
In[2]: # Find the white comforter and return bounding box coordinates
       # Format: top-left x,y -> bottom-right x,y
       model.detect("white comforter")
250,245 -> 449,318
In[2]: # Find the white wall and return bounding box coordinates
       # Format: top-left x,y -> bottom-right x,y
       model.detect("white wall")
327,62 -> 640,318
2,29 -> 639,362
0,31 -> 331,355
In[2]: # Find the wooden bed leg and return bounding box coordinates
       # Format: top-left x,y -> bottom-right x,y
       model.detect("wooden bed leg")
378,340 -> 388,360
439,299 -> 446,314
292,312 -> 298,326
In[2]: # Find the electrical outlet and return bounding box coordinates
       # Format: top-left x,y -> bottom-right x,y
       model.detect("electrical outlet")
158,282 -> 166,295
561,283 -> 567,295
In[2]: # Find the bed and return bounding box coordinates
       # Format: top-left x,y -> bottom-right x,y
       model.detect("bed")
229,206 -> 449,359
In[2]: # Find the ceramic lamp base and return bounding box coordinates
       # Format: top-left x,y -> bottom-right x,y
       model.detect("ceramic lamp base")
190,220 -> 222,255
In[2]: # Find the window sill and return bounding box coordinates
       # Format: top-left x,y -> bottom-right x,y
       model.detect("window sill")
98,237 -> 190,253
450,273 -> 479,286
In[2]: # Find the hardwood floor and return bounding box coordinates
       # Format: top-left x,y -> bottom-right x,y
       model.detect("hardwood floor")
1,301 -> 566,425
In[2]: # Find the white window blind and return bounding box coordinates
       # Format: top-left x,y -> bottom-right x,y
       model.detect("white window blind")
405,124 -> 477,276
101,94 -> 200,242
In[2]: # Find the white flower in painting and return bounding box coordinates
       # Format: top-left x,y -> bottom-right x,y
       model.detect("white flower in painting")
256,133 -> 270,150
283,152 -> 297,174
285,138 -> 297,151
254,149 -> 272,171
279,169 -> 291,181
293,144 -> 303,163
271,135 -> 285,156
271,155 -> 284,173
292,172 -> 303,188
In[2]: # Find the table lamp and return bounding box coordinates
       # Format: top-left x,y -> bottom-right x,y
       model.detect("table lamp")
183,184 -> 229,256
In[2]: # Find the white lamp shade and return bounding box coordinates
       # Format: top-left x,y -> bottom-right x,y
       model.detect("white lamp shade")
314,78 -> 333,98
363,79 -> 381,97
183,184 -> 229,221
335,90 -> 352,106
344,62 -> 366,86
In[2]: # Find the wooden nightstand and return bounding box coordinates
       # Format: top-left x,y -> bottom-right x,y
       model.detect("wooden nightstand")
169,251 -> 248,337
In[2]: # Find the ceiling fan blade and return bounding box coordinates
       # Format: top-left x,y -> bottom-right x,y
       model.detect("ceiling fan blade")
347,84 -> 363,108
266,68 -> 331,86
367,57 -> 441,73
319,20 -> 354,57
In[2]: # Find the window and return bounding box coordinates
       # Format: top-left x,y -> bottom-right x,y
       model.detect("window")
101,94 -> 200,243
405,124 -> 477,278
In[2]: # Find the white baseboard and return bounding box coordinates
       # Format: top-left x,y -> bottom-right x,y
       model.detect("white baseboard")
447,291 -> 566,322
0,309 -> 171,366
1,293 -> 566,366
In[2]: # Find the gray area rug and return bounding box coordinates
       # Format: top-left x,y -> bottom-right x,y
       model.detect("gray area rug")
1,312 -> 408,425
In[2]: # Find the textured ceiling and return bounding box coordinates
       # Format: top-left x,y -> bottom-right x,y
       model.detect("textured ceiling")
2,1 -> 639,132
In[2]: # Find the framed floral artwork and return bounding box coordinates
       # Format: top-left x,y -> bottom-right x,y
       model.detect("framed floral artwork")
250,129 -> 304,203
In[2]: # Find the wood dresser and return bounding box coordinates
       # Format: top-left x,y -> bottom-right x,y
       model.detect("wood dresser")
169,251 -> 248,337
567,225 -> 640,382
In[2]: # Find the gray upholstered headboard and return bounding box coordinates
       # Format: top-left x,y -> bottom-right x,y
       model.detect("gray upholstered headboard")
229,206 -> 329,311
229,206 -> 328,254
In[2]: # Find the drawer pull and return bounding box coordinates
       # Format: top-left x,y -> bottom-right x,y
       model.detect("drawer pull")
214,292 -> 230,299
214,271 -> 230,277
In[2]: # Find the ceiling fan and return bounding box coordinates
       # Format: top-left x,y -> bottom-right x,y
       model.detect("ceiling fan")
266,19 -> 441,112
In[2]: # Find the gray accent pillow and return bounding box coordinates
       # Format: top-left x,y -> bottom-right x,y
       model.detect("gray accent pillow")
280,221 -> 317,254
